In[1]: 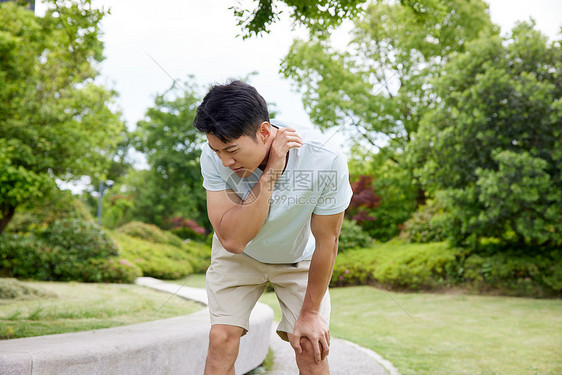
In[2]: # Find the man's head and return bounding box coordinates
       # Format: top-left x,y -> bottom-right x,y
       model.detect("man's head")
194,80 -> 274,177
193,80 -> 269,142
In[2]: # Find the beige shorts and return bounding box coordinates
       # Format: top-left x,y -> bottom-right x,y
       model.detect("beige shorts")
206,237 -> 330,341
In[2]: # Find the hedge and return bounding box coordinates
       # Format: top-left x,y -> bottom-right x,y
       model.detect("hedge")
331,239 -> 561,297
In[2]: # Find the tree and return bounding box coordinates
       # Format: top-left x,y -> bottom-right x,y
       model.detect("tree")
347,145 -> 418,240
231,0 -> 367,38
409,22 -> 562,250
230,0 -> 462,38
0,0 -> 124,233
281,0 -> 495,153
279,0 -> 495,236
130,79 -> 208,229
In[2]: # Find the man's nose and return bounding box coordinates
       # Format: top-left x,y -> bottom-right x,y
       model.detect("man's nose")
221,155 -> 235,167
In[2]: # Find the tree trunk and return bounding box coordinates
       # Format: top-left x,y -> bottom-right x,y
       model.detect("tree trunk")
415,187 -> 426,207
0,204 -> 16,235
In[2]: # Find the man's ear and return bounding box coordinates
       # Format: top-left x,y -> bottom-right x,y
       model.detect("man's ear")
258,121 -> 271,143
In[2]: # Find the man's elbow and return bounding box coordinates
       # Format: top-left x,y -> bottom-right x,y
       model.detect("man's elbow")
220,238 -> 245,254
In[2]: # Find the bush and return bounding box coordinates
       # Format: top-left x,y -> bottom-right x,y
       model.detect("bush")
114,221 -> 211,273
332,240 -> 462,289
400,199 -> 448,243
116,221 -> 185,247
331,257 -> 372,287
6,188 -> 94,234
462,248 -> 562,297
338,219 -> 372,252
80,258 -> 142,284
40,218 -> 119,260
112,231 -> 199,279
166,217 -> 207,242
0,231 -> 140,283
370,241 -> 462,290
0,233 -> 55,280
330,239 -> 561,297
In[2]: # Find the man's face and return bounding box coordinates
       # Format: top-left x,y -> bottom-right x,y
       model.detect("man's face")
206,130 -> 268,178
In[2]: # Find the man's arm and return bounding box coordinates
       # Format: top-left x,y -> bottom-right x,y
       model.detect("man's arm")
289,211 -> 344,363
207,127 -> 302,253
206,176 -> 275,253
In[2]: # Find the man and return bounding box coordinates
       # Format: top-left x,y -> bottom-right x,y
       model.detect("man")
193,80 -> 352,374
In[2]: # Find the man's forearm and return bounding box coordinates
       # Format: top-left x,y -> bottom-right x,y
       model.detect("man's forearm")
300,237 -> 338,314
216,168 -> 278,253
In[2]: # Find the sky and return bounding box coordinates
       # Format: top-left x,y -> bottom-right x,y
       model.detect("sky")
36,0 -> 561,191
36,0 -> 562,132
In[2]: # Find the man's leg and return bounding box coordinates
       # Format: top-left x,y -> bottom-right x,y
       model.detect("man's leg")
289,334 -> 329,374
270,260 -> 331,374
204,324 -> 245,375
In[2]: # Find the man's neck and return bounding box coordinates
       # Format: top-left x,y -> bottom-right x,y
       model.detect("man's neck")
258,124 -> 280,171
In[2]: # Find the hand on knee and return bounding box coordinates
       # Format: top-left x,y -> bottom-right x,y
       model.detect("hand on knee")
294,337 -> 329,374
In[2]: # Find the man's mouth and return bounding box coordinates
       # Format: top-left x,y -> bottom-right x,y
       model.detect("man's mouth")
232,167 -> 244,172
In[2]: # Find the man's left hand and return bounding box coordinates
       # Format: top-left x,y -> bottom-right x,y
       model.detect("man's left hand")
289,310 -> 330,364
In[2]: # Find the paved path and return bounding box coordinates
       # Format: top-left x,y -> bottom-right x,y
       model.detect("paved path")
267,326 -> 398,375
136,277 -> 400,375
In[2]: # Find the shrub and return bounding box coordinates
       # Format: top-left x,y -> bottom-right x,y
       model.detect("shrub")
80,258 -> 142,284
330,238 -> 561,297
338,219 -> 372,252
6,188 -> 93,234
370,241 -> 462,290
112,231 -> 198,279
116,221 -> 185,247
462,248 -> 562,297
400,199 -> 448,243
114,221 -> 211,274
40,218 -> 119,260
166,217 -> 207,241
0,231 -> 139,283
331,256 -> 372,287
0,233 -> 55,280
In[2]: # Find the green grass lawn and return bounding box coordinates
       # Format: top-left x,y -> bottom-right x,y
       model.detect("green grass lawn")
0,279 -> 203,339
259,286 -> 562,375
164,274 -> 562,374
168,273 -> 207,289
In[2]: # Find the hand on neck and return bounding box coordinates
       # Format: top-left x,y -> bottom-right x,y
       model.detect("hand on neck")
258,124 -> 278,170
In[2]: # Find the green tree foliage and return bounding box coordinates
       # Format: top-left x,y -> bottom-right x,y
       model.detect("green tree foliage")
6,187 -> 93,234
281,0 -> 495,152
0,0 -> 124,233
130,80 -> 208,229
231,0 -> 368,38
0,218 -> 141,283
280,0 -> 495,236
347,146 -> 418,240
230,0 -> 461,38
338,218 -> 372,252
409,22 -> 562,249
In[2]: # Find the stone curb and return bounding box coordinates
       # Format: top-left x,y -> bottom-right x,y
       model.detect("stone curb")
0,278 -> 273,375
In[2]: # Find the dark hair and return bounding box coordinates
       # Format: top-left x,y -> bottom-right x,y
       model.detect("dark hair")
193,80 -> 269,143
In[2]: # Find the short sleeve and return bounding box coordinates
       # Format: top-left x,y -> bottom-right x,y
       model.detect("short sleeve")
313,152 -> 353,215
200,144 -> 229,191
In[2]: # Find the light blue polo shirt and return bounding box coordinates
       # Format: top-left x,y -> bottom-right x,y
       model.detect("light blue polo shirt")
200,120 -> 353,264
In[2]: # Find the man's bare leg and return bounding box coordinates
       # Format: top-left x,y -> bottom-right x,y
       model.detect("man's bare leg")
289,334 -> 329,375
204,324 -> 245,375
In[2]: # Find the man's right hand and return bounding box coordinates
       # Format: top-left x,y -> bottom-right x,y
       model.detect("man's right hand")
265,126 -> 302,182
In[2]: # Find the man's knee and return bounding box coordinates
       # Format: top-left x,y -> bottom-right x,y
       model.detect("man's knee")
208,325 -> 244,353
295,337 -> 329,374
